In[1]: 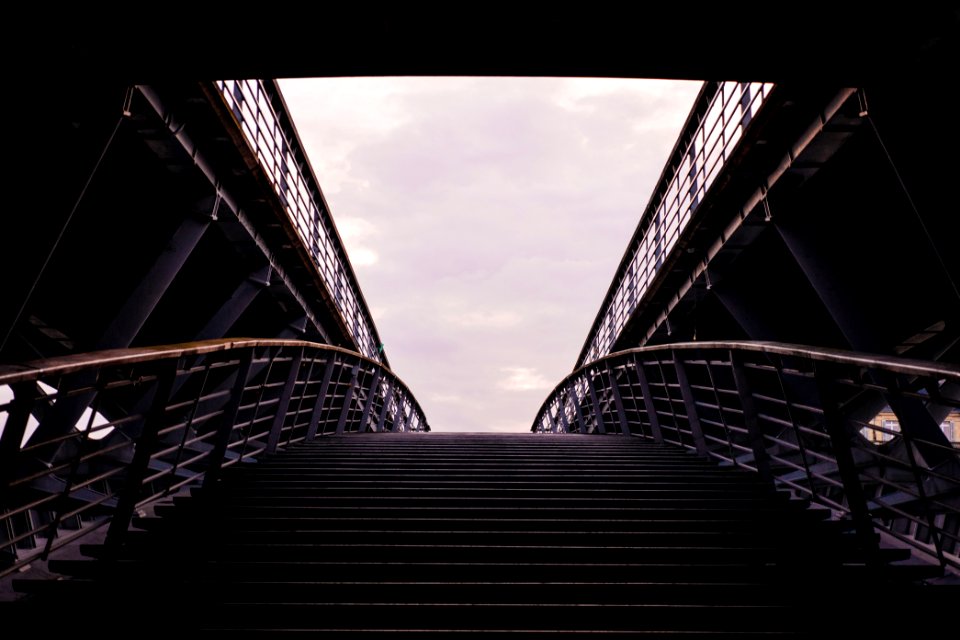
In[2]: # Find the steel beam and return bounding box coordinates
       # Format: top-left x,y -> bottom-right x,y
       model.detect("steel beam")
203,351 -> 254,488
359,368 -> 382,433
587,370 -> 605,435
195,266 -> 270,341
265,348 -> 304,453
633,354 -> 663,444
673,352 -> 708,455
374,377 -> 395,434
277,316 -> 309,339
815,362 -> 878,554
305,355 -> 338,440
97,210 -> 211,350
570,380 -> 588,434
729,350 -> 772,481
557,388 -> 572,434
605,363 -> 630,436
105,362 -> 176,548
548,401 -> 561,434
884,390 -> 955,470
335,363 -> 360,435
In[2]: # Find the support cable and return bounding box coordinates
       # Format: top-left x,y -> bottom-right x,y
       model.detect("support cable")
861,89 -> 960,305
1,87 -> 135,354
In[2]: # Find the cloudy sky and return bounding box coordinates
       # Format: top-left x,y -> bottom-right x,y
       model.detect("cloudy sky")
279,77 -> 702,432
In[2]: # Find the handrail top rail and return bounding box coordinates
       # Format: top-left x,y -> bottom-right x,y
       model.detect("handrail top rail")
0,338 -> 400,385
545,340 -> 960,415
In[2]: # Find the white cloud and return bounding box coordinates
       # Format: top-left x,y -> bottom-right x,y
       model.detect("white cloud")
498,367 -> 553,392
442,310 -> 522,328
429,393 -> 463,404
278,77 -> 702,431
335,216 -> 379,267
484,422 -> 535,433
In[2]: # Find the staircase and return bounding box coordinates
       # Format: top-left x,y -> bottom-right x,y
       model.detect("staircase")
11,433 -> 941,635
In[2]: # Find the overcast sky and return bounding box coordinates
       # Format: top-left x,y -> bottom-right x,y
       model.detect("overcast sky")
280,77 -> 702,432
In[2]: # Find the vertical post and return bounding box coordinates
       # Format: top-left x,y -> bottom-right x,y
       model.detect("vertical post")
548,401 -> 561,434
815,362 -> 877,554
557,387 -> 572,434
265,348 -> 304,453
42,391 -> 102,557
105,361 -> 176,548
395,399 -> 409,433
305,354 -> 337,440
605,362 -> 630,436
570,378 -> 588,434
673,351 -> 708,456
336,363 -> 360,435
204,350 -> 253,488
883,374 -> 947,566
587,370 -> 605,435
374,377 -> 396,433
729,351 -> 772,481
166,363 -> 213,495
633,354 -> 663,444
655,359 -> 685,447
359,368 -> 382,433
284,355 -> 316,447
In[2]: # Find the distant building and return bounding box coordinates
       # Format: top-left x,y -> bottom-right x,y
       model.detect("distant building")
863,409 -> 959,446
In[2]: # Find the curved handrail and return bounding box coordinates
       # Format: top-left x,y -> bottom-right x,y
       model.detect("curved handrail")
531,340 -> 960,571
537,341 -> 960,429
0,338 -> 407,389
0,339 -> 428,577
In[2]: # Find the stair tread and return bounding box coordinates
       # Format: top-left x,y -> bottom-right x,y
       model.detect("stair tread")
21,434 -> 930,635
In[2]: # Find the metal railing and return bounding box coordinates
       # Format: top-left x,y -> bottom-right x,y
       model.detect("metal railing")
0,339 -> 427,577
534,341 -> 960,571
216,80 -> 383,362
578,82 -> 774,367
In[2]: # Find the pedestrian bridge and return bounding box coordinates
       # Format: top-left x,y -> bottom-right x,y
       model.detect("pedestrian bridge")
2,11 -> 958,634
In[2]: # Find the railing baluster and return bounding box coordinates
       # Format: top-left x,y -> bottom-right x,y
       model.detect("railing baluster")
587,370 -> 605,435
673,351 -> 708,456
656,357 -> 687,449
570,377 -> 588,434
374,377 -> 396,434
0,339 -> 428,577
884,374 -> 947,567
166,361 -> 213,494
533,342 -> 959,571
558,387 -> 572,434
548,399 -> 561,434
633,354 -> 663,444
266,347 -> 304,453
105,361 -> 177,549
42,388 -> 102,558
286,354 -> 318,446
605,362 -> 630,436
729,350 -> 772,481
205,350 -> 254,488
359,368 -> 382,433
814,361 -> 878,556
336,362 -> 360,435
306,354 -> 338,440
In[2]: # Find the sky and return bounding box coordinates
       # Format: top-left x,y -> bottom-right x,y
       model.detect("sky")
279,77 -> 702,432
